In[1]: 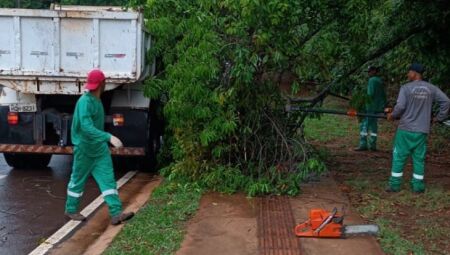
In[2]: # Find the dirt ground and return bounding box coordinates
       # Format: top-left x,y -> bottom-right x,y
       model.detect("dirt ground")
328,144 -> 450,254
307,110 -> 450,254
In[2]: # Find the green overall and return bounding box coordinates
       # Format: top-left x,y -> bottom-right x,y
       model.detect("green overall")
359,76 -> 386,150
389,129 -> 427,192
65,92 -> 122,217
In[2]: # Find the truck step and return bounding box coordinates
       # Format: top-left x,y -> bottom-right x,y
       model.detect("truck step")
0,144 -> 145,156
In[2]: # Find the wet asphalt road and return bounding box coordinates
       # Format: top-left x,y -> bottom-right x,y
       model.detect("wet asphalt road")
0,154 -> 127,255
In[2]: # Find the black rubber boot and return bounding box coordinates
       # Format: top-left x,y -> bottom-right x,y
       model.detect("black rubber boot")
65,212 -> 87,221
111,212 -> 135,225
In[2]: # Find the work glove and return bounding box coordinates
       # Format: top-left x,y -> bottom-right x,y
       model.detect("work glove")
110,135 -> 123,148
384,108 -> 394,121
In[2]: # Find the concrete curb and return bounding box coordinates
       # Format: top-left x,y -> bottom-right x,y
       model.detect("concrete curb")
83,176 -> 162,255
48,174 -> 161,255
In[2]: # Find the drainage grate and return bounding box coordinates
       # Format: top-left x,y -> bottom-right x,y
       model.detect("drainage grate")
257,196 -> 302,255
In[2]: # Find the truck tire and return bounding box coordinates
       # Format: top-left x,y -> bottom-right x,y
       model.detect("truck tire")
140,102 -> 162,172
139,132 -> 159,171
3,153 -> 52,169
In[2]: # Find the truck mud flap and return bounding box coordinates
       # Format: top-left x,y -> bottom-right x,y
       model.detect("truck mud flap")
0,144 -> 145,156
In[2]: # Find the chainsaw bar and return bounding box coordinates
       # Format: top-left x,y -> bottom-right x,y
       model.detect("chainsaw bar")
343,224 -> 379,236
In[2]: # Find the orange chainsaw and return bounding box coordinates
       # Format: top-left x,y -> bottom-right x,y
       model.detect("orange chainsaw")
295,208 -> 379,238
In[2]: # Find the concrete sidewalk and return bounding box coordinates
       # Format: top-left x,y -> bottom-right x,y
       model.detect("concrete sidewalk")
176,177 -> 384,255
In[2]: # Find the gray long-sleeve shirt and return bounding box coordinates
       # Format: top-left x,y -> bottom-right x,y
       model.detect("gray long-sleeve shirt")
392,80 -> 450,134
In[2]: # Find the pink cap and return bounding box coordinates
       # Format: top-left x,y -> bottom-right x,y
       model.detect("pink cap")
84,69 -> 106,90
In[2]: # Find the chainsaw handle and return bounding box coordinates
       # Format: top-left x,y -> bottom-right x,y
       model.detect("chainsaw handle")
314,207 -> 337,234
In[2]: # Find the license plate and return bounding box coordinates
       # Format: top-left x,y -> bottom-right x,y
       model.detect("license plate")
9,103 -> 37,112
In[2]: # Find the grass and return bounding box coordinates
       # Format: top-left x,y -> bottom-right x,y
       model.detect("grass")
303,100 -> 395,150
104,181 -> 203,255
344,178 -> 372,191
346,175 -> 450,255
396,186 -> 450,211
347,177 -> 450,213
304,114 -> 359,143
376,218 -> 426,255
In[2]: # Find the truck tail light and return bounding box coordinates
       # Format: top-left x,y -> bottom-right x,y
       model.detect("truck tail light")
8,112 -> 19,125
112,114 -> 124,126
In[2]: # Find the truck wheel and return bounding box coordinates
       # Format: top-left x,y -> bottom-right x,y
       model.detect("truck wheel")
140,104 -> 162,172
139,134 -> 158,171
3,153 -> 52,169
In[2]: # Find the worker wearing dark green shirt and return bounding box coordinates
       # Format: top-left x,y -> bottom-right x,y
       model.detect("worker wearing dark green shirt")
355,66 -> 387,151
65,69 -> 134,225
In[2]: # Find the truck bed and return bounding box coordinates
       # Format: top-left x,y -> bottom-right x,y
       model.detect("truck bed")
0,6 -> 149,94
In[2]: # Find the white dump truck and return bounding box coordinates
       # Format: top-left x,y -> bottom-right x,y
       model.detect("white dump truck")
0,5 -> 161,169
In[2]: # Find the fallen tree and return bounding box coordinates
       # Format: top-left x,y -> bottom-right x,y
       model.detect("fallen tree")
135,0 -> 450,195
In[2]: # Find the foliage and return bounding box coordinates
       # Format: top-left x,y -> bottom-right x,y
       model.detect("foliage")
330,0 -> 450,97
141,0 -> 335,196
105,181 -> 202,255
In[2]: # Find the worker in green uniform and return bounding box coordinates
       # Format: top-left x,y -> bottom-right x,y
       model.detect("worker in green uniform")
65,69 -> 134,225
386,63 -> 449,193
355,66 -> 387,151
